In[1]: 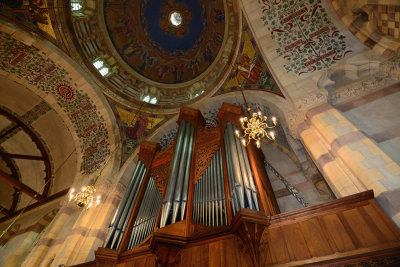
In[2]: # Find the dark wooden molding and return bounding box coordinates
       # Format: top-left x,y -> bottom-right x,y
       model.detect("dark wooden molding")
0,170 -> 45,202
0,152 -> 44,161
269,190 -> 374,227
0,108 -> 52,197
0,205 -> 12,217
0,189 -> 69,224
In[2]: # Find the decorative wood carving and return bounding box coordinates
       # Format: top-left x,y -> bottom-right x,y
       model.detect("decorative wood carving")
150,161 -> 170,194
231,209 -> 268,267
194,126 -> 221,183
137,141 -> 159,169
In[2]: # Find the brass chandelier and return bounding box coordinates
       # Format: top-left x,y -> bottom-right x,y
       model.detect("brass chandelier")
68,145 -> 119,209
69,184 -> 101,209
233,64 -> 277,148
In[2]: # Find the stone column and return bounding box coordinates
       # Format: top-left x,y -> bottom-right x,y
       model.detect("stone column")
5,231 -> 40,267
22,207 -> 77,267
48,179 -> 125,266
297,103 -> 400,226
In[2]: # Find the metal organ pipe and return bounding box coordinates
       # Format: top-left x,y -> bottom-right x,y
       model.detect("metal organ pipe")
128,177 -> 161,249
238,138 -> 260,211
105,161 -> 146,249
160,121 -> 187,227
172,122 -> 191,224
216,150 -> 226,225
181,126 -> 194,221
160,120 -> 194,227
192,149 -> 227,227
234,130 -> 254,210
224,128 -> 239,214
226,123 -> 246,209
225,122 -> 259,212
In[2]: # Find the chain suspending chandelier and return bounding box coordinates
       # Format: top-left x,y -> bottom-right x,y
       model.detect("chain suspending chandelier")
233,64 -> 278,148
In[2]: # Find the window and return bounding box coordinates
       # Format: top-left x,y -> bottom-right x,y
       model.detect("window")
142,95 -> 157,104
143,95 -> 151,103
71,0 -> 82,11
150,97 -> 157,104
192,90 -> 204,99
93,59 -> 110,77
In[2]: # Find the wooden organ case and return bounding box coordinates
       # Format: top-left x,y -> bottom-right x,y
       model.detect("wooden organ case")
90,104 -> 400,267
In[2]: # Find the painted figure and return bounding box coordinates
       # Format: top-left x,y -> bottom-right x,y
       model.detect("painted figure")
237,54 -> 262,84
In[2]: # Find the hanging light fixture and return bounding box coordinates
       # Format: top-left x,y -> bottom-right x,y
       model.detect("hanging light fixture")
68,145 -> 119,209
68,175 -> 101,209
69,184 -> 101,209
232,63 -> 278,148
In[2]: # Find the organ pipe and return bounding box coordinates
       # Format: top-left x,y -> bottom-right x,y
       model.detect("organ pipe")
160,120 -> 194,227
193,149 -> 227,227
225,122 -> 259,213
128,177 -> 161,249
105,161 -> 146,249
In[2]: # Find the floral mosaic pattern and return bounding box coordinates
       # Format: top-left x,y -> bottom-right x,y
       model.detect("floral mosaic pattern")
259,0 -> 352,75
0,32 -> 110,174
106,97 -> 174,166
159,127 -> 178,150
214,21 -> 284,97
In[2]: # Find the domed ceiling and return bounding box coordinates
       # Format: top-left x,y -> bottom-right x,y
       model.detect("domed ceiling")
104,0 -> 225,84
66,0 -> 239,108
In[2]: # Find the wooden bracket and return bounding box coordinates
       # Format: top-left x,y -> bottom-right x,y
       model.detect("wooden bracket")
231,209 -> 269,267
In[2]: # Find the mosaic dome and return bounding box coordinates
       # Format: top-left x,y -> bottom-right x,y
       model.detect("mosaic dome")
104,0 -> 226,84
67,0 -> 238,107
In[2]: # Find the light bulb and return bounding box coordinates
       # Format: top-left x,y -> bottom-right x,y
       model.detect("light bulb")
272,117 -> 277,123
82,186 -> 86,192
256,140 -> 260,148
235,129 -> 239,137
270,131 -> 275,139
240,117 -> 244,123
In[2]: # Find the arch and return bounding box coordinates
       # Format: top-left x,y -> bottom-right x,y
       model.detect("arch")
0,20 -> 118,175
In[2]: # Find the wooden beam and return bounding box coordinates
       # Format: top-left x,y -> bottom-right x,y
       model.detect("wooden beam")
0,152 -> 44,161
0,189 -> 69,224
0,109 -> 52,197
0,170 -> 45,202
0,205 -> 12,217
0,124 -> 19,141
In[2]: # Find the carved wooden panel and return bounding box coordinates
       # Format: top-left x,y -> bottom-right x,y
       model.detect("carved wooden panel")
194,126 -> 220,184
150,144 -> 174,194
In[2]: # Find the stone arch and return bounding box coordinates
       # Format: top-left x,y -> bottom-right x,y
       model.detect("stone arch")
0,20 -> 118,177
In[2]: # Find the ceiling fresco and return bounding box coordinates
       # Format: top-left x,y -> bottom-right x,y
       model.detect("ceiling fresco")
106,96 -> 175,166
104,0 -> 225,84
214,21 -> 284,98
258,0 -> 352,76
0,0 -> 68,53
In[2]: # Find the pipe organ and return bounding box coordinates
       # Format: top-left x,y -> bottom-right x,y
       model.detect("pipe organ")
97,104 -> 281,265
87,104 -> 400,267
